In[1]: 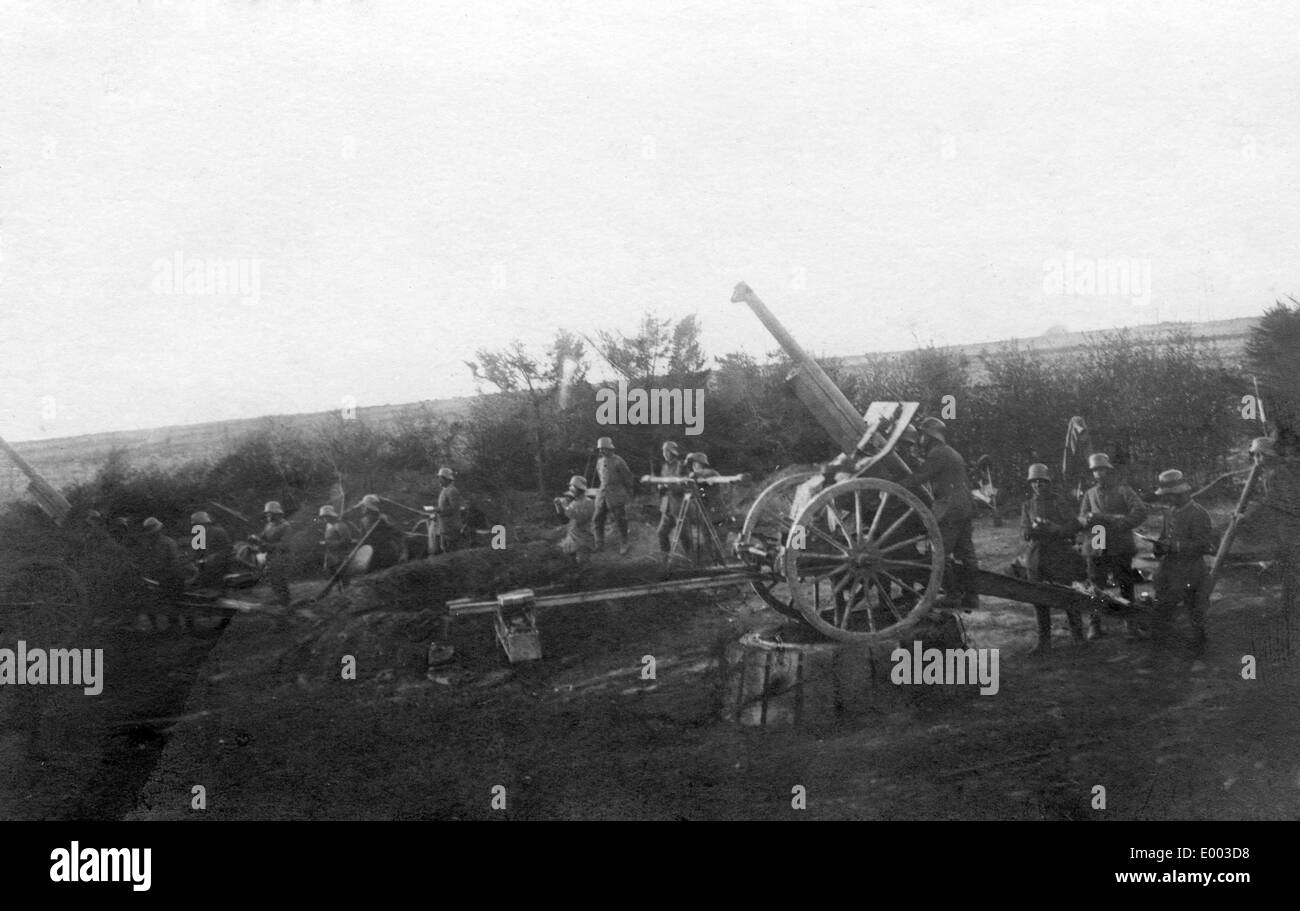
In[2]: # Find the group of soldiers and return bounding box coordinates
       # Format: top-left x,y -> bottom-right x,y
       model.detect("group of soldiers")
87,466 -> 468,608
1018,453 -> 1216,656
553,436 -> 721,566
855,415 -> 1225,659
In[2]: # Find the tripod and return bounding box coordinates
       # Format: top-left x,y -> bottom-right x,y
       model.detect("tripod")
666,485 -> 729,569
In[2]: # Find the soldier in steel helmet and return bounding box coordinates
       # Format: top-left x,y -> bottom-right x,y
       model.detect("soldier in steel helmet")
592,436 -> 634,555
1077,453 -> 1147,638
903,417 -> 980,611
1020,464 -> 1085,653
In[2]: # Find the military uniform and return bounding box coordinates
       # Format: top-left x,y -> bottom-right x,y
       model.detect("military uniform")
1021,491 -> 1086,643
433,483 -> 464,554
909,441 -> 979,608
193,522 -> 233,589
359,511 -> 402,572
560,495 -> 597,560
593,452 -> 634,550
656,456 -> 688,553
144,532 -> 186,601
259,517 -> 294,605
1152,500 -> 1215,654
1078,480 -> 1147,635
322,520 -> 354,576
1261,458 -> 1300,614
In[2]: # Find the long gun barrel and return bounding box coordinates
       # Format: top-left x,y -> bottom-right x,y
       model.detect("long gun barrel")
731,282 -> 910,475
0,434 -> 71,525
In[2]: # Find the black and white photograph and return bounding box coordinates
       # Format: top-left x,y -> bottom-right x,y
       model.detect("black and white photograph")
0,0 -> 1294,878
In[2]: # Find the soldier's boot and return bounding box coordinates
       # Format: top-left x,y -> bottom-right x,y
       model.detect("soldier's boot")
1086,610 -> 1105,640
1028,606 -> 1053,655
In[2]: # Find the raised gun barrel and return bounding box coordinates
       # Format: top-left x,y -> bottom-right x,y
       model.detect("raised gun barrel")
731,282 -> 910,475
731,282 -> 867,454
0,434 -> 71,525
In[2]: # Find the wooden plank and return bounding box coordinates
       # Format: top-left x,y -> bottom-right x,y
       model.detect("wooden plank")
447,570 -> 755,617
971,569 -> 1140,615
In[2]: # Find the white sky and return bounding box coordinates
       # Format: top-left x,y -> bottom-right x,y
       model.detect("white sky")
3,0 -> 1298,441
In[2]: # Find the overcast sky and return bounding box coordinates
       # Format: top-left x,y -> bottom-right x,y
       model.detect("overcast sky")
3,0 -> 1298,441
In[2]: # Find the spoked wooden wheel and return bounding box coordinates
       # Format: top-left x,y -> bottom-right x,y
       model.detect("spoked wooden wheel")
783,478 -> 944,642
738,471 -> 818,617
0,558 -> 90,648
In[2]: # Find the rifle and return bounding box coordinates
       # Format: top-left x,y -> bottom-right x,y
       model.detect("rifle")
314,519 -> 381,601
639,474 -> 746,486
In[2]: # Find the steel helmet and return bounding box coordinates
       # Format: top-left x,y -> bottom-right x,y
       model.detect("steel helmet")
918,417 -> 947,440
1026,463 -> 1052,482
685,452 -> 710,467
190,510 -> 213,525
360,494 -> 381,511
263,500 -> 284,515
1087,453 -> 1114,471
142,517 -> 164,533
318,505 -> 339,518
596,437 -> 615,450
569,475 -> 588,491
899,426 -> 919,445
437,467 -> 456,481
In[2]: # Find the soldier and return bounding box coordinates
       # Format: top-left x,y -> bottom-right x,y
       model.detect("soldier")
140,516 -> 185,602
554,475 -> 597,565
592,436 -> 634,555
249,501 -> 294,606
1077,453 -> 1147,638
432,467 -> 463,555
903,417 -> 980,611
1020,464 -> 1086,653
80,510 -> 110,556
318,505 -> 354,584
896,425 -> 922,470
1151,469 -> 1215,657
190,510 -> 233,589
1253,436 -> 1300,613
655,442 -> 688,565
356,494 -> 402,572
685,451 -> 720,481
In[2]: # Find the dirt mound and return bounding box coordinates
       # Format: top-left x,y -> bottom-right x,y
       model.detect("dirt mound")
294,538 -> 698,681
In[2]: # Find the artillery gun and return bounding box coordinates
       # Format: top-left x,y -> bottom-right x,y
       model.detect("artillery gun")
730,281 -> 1134,643
450,283 -> 1138,662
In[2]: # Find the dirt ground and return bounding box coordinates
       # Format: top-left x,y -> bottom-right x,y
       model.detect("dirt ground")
3,511 -> 1297,821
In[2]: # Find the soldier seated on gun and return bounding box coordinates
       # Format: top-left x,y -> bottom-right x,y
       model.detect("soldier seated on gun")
1077,453 -> 1147,639
554,475 -> 596,566
1151,469 -> 1214,658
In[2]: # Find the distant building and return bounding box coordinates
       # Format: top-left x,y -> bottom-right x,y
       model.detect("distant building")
836,316 -> 1258,385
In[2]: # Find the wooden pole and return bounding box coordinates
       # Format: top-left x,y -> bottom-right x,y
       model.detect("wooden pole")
1205,460 -> 1265,598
